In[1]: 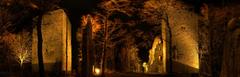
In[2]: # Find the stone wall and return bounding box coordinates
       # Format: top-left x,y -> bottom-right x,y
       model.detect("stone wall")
32,9 -> 72,73
165,2 -> 199,73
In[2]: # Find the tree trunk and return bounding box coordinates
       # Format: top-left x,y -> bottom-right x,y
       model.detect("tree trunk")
37,15 -> 45,77
166,19 -> 173,74
102,16 -> 108,77
82,15 -> 93,77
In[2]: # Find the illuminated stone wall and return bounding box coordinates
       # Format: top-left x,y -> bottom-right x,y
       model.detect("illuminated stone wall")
32,9 -> 72,72
166,2 -> 199,73
138,0 -> 200,73
148,36 -> 165,73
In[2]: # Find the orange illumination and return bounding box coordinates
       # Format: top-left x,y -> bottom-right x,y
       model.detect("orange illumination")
93,66 -> 101,76
81,15 -> 101,33
81,15 -> 88,26
91,16 -> 101,33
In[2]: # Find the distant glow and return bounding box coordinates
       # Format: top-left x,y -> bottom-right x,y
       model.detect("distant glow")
142,62 -> 148,73
93,66 -> 101,76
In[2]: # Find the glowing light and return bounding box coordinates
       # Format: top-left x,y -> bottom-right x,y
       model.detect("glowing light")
17,50 -> 30,67
142,62 -> 148,73
93,66 -> 101,76
2,33 -> 31,67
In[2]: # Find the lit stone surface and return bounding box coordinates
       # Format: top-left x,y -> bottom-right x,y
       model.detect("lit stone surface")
167,8 -> 199,73
32,9 -> 72,72
140,0 -> 199,73
148,36 -> 165,73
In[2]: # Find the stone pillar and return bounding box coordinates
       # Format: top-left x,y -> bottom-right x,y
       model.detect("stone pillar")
220,17 -> 240,77
32,9 -> 72,73
167,7 -> 199,73
198,3 -> 211,77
